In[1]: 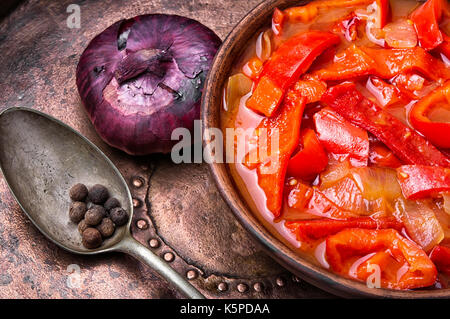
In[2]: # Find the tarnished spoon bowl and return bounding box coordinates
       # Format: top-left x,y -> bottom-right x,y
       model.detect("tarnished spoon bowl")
0,107 -> 203,299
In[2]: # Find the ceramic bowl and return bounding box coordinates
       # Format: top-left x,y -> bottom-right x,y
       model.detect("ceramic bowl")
202,0 -> 448,298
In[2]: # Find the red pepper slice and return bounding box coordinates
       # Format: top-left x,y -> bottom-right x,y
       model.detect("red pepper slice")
366,76 -> 404,107
321,82 -> 450,167
369,142 -> 402,168
410,0 -> 447,51
244,91 -> 306,218
375,0 -> 390,29
363,46 -> 450,81
436,34 -> 450,59
290,75 -> 327,104
242,57 -> 263,81
286,182 -> 357,220
314,45 -> 450,81
391,73 -> 427,100
429,245 -> 450,276
246,31 -> 340,117
285,217 -> 403,241
331,12 -> 362,42
287,129 -> 328,181
284,0 -> 379,22
326,228 -> 437,290
314,45 -> 373,80
397,165 -> 450,199
409,81 -> 450,148
314,107 -> 369,167
272,8 -> 286,36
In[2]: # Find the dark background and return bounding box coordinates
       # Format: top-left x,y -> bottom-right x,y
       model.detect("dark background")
0,0 -> 22,20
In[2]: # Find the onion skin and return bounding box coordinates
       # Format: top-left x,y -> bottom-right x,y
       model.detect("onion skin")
76,15 -> 221,155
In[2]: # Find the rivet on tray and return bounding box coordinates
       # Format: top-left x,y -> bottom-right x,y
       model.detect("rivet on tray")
149,238 -> 160,248
292,275 -> 301,283
186,270 -> 198,280
132,176 -> 144,188
253,282 -> 264,292
217,282 -> 228,292
276,277 -> 285,287
132,198 -> 141,208
136,219 -> 148,229
163,252 -> 175,262
237,283 -> 248,293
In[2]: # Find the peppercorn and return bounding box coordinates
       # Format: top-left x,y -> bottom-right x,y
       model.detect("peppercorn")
85,205 -> 106,226
110,207 -> 129,226
69,201 -> 87,223
81,228 -> 102,249
78,219 -> 89,235
97,218 -> 115,238
69,183 -> 88,202
88,184 -> 109,204
104,197 -> 121,211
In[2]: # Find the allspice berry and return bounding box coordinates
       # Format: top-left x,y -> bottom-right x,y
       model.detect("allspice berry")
97,218 -> 115,238
110,207 -> 129,226
78,219 -> 89,235
69,183 -> 88,202
67,182 -> 128,250
69,202 -> 87,223
88,184 -> 109,204
104,197 -> 121,211
85,205 -> 106,226
81,228 -> 102,249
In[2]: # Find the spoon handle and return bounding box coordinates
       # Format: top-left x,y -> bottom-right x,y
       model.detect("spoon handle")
117,235 -> 205,299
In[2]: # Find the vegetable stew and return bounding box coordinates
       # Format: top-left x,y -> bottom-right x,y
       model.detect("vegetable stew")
221,0 -> 450,290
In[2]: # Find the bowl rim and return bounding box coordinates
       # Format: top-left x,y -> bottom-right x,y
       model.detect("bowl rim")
201,0 -> 449,298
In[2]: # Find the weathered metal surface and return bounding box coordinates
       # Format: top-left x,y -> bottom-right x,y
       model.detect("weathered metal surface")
0,0 -> 332,298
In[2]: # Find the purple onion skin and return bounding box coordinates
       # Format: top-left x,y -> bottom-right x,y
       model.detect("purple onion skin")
76,15 -> 221,155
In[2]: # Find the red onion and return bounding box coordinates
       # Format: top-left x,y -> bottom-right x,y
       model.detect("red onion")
76,14 -> 221,155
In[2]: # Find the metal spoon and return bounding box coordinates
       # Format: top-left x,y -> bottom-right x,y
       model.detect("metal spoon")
0,107 -> 204,299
